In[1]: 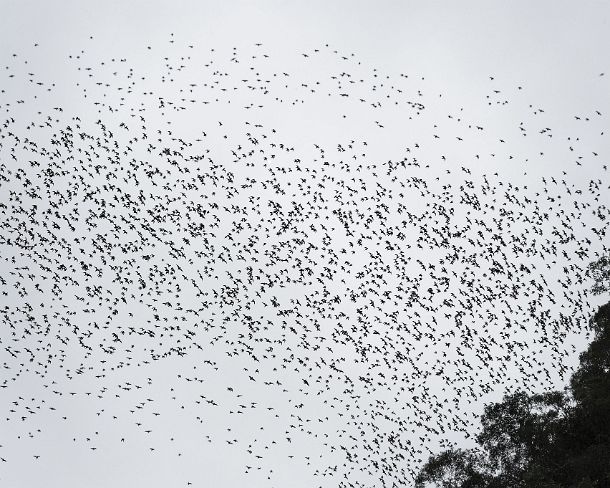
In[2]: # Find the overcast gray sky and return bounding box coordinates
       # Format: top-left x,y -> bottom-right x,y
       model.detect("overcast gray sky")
0,2 -> 609,487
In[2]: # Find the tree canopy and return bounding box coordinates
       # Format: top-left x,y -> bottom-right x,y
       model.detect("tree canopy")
587,255 -> 610,296
416,301 -> 610,488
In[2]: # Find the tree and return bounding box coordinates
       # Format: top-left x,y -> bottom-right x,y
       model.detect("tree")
414,448 -> 490,488
416,301 -> 610,488
561,301 -> 610,487
587,255 -> 610,296
476,390 -> 569,486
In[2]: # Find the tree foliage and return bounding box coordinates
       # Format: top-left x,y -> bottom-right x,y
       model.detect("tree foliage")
587,255 -> 610,296
416,301 -> 610,488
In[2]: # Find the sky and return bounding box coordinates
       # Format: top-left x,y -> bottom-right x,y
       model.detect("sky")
0,2 -> 609,487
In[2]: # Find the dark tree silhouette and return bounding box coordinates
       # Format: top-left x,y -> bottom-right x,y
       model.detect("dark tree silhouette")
587,255 -> 610,296
414,448 -> 489,488
416,301 -> 610,488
